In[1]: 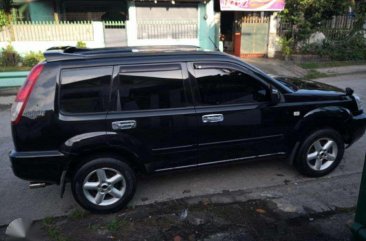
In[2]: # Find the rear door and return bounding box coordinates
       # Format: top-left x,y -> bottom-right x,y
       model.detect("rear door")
105,63 -> 198,172
57,66 -> 113,153
189,62 -> 286,165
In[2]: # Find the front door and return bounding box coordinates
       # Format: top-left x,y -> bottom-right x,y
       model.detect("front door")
105,63 -> 197,172
189,62 -> 285,165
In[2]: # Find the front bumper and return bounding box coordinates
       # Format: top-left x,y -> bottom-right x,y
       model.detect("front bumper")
346,113 -> 366,145
9,150 -> 68,184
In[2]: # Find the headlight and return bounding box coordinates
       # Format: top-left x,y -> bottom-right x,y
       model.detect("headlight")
354,94 -> 363,111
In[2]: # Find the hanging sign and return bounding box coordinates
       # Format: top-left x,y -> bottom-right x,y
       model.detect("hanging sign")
220,0 -> 285,11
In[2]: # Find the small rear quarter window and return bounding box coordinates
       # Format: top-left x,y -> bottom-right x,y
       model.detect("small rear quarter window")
60,66 -> 112,114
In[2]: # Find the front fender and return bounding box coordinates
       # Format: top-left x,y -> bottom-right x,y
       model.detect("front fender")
294,106 -> 352,133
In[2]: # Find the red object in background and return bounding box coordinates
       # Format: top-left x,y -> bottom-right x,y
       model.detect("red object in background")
233,32 -> 241,57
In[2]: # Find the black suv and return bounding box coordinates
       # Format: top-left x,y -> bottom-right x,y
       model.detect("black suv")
9,46 -> 366,213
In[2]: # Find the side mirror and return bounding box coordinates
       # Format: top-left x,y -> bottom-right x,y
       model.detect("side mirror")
270,87 -> 281,105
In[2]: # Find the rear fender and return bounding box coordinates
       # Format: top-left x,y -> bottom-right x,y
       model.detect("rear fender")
60,131 -> 147,172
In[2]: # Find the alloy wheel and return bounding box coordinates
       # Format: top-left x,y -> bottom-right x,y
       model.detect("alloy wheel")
82,168 -> 126,206
306,138 -> 338,171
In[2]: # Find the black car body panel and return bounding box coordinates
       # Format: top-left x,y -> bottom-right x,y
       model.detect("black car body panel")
8,48 -> 366,184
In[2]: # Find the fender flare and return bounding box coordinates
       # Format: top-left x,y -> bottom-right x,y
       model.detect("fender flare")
288,106 -> 352,165
59,131 -> 148,197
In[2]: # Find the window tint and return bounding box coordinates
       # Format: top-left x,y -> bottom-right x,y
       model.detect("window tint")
194,67 -> 269,105
60,66 -> 112,113
115,65 -> 187,111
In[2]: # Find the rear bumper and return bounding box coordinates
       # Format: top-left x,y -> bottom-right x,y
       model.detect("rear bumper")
347,113 -> 366,145
9,150 -> 68,184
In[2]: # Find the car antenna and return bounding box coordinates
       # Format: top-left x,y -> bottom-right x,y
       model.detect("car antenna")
209,37 -> 220,51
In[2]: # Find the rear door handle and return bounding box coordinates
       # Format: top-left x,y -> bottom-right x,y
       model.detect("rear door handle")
202,114 -> 224,123
112,120 -> 136,130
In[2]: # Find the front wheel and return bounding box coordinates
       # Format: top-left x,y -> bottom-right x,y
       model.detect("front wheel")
295,129 -> 344,177
71,157 -> 136,213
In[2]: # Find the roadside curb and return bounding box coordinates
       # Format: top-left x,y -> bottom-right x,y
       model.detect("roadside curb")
315,65 -> 366,76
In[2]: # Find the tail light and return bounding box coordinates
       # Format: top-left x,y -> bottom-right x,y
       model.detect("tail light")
11,63 -> 44,125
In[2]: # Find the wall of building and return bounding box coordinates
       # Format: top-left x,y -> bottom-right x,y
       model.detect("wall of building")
28,0 -> 55,21
198,0 -> 216,50
0,22 -> 105,55
126,1 -> 217,50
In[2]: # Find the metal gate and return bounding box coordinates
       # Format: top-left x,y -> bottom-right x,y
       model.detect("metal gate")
240,15 -> 269,57
103,21 -> 127,47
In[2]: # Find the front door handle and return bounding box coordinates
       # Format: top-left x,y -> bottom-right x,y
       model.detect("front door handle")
112,120 -> 137,130
202,114 -> 224,123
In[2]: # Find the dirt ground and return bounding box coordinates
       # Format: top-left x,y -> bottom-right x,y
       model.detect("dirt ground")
8,196 -> 352,241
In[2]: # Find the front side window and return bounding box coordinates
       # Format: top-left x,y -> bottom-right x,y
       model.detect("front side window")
60,66 -> 113,114
115,65 -> 187,111
193,66 -> 269,106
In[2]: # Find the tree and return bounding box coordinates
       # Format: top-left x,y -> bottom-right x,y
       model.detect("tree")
279,0 -> 350,44
352,0 -> 366,32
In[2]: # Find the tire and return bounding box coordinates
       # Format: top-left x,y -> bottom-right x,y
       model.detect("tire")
295,128 -> 344,177
71,157 -> 136,213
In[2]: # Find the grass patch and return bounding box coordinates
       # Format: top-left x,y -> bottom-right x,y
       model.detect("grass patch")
69,209 -> 88,220
303,70 -> 330,80
42,217 -> 69,241
106,218 -> 129,232
0,66 -> 32,72
299,60 -> 366,69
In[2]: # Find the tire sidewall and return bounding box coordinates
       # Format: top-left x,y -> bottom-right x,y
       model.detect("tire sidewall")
296,129 -> 344,177
72,157 -> 136,213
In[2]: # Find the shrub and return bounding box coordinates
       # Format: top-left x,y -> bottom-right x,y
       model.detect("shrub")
300,33 -> 366,61
23,51 -> 45,67
0,10 -> 8,28
76,41 -> 87,48
278,37 -> 294,60
0,44 -> 22,66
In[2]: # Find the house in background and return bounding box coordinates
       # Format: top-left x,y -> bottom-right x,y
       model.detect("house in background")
5,0 -> 216,52
217,0 -> 285,58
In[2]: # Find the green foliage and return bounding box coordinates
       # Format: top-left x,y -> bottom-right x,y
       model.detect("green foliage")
76,41 -> 87,48
352,1 -> 366,33
42,217 -> 69,241
106,218 -> 122,232
0,0 -> 13,28
279,37 -> 294,59
0,44 -> 21,67
0,10 -> 8,28
279,0 -> 350,44
299,60 -> 366,69
300,33 -> 366,61
303,69 -> 330,80
69,209 -> 88,220
23,51 -> 45,67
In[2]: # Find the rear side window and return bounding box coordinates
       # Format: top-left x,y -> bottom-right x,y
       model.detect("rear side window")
60,66 -> 113,114
114,64 -> 188,111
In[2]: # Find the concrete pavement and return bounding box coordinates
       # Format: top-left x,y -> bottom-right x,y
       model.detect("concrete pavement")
1,71 -> 366,229
244,58 -> 308,78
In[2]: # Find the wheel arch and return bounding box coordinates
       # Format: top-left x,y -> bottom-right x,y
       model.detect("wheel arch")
288,106 -> 351,165
65,147 -> 147,182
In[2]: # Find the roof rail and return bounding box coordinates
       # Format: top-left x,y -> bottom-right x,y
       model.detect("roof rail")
44,45 -> 202,62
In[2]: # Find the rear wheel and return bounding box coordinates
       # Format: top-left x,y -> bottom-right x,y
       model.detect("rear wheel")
295,129 -> 344,177
71,157 -> 136,213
